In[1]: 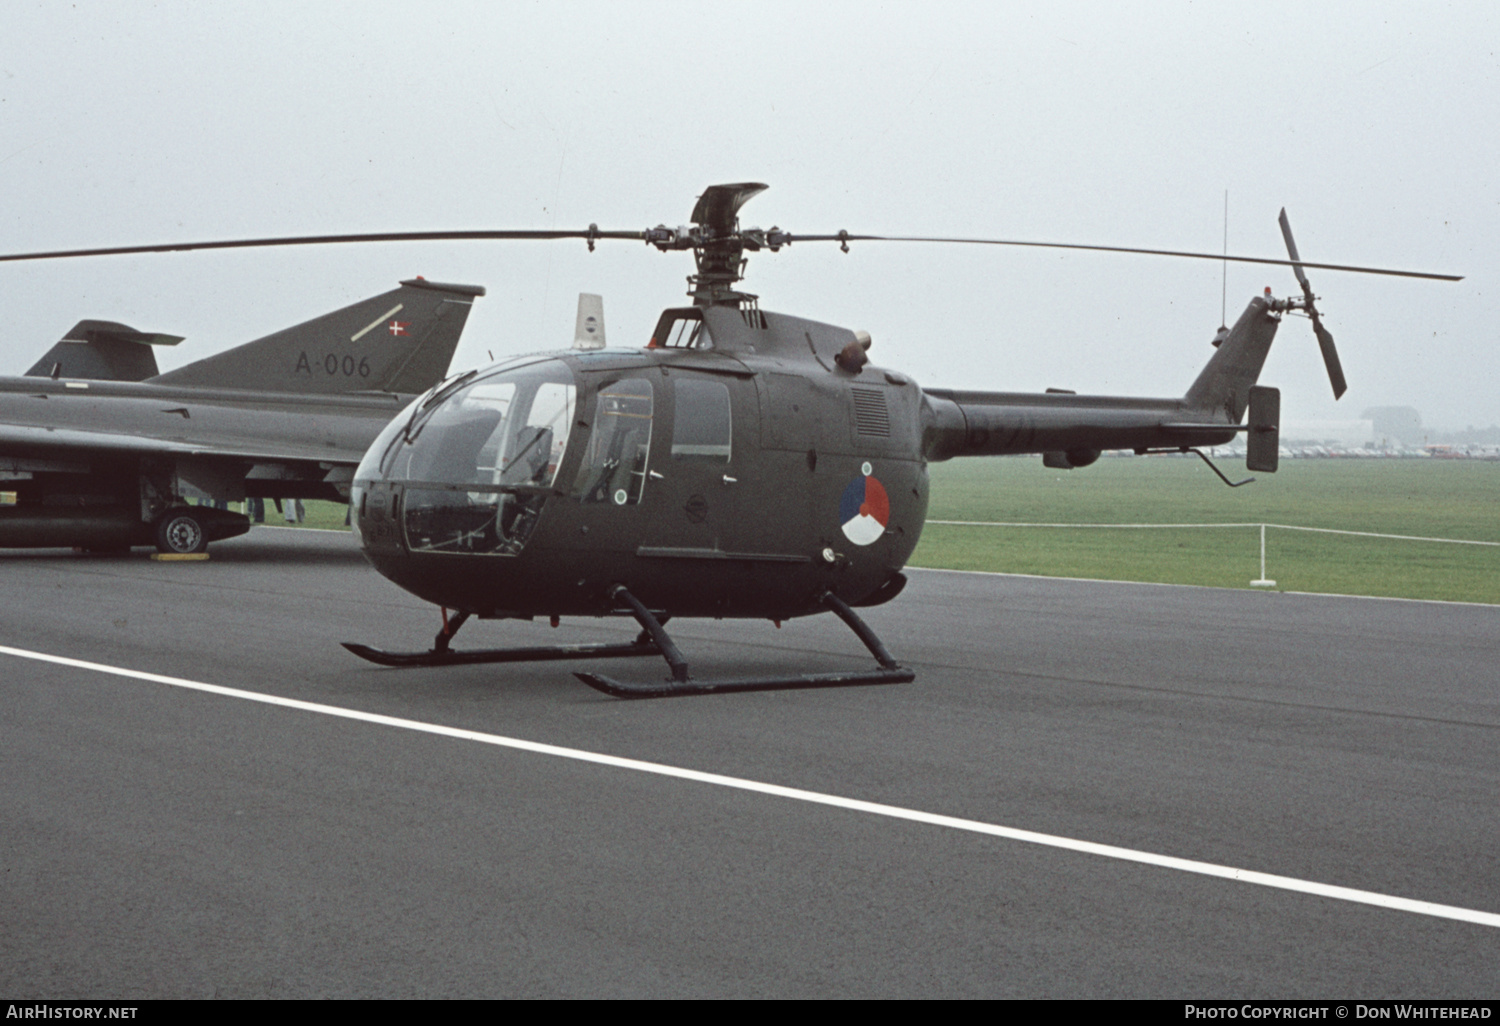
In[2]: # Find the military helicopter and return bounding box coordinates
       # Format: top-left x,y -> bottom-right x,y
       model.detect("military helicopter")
2,184 -> 1459,696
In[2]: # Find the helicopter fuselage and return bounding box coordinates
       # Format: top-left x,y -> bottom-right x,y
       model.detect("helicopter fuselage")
349,296 -> 1269,623
351,305 -> 934,621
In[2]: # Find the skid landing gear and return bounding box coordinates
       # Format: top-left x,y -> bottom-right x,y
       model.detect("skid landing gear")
342,588 -> 915,698
342,608 -> 663,667
576,586 -> 914,699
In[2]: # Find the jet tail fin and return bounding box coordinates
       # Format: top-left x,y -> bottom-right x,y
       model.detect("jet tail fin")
25,320 -> 184,382
149,278 -> 485,395
1182,295 -> 1281,420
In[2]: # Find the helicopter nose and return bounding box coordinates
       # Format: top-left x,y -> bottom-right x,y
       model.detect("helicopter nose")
350,356 -> 578,563
350,479 -> 406,555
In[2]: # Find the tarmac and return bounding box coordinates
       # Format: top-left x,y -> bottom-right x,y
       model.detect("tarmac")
2,528 -> 1497,997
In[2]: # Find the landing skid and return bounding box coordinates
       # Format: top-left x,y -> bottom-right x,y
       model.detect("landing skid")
341,639 -> 662,667
342,607 -> 662,668
573,587 -> 914,699
342,590 -> 915,699
574,665 -> 914,699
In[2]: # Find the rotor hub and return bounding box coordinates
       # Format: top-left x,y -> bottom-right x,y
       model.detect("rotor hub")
641,183 -> 783,306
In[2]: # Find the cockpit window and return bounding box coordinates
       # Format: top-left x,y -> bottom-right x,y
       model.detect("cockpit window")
386,361 -> 575,489
403,486 -> 547,555
377,359 -> 577,555
574,378 -> 654,505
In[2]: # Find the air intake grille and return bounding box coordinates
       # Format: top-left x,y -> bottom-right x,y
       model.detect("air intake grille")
851,386 -> 891,437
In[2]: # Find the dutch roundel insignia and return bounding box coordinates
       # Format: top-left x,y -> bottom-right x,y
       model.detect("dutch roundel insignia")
838,465 -> 890,546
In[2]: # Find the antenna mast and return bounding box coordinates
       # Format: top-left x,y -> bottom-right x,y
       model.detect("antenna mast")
1221,189 -> 1228,329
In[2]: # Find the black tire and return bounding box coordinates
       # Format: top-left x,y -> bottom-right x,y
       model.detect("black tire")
154,508 -> 208,554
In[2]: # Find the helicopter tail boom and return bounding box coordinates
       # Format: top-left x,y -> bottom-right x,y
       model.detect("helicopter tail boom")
921,391 -> 1239,462
922,294 -> 1281,462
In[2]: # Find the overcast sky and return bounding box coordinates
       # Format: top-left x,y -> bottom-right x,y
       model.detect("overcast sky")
2,1 -> 1493,428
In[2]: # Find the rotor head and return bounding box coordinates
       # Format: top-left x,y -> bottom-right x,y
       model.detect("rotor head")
642,183 -> 782,306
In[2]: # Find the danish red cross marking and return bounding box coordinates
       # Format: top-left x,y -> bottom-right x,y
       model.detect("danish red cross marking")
388,320 -> 410,336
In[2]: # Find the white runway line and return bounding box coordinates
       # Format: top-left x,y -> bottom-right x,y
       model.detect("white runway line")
5,642 -> 1498,931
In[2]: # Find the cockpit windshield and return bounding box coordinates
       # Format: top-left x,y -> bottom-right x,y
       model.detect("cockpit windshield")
386,359 -> 575,488
373,359 -> 577,555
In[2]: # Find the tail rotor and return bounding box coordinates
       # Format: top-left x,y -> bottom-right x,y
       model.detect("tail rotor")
1279,208 -> 1347,399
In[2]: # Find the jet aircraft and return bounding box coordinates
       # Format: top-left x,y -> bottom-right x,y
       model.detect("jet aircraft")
0,278 -> 483,554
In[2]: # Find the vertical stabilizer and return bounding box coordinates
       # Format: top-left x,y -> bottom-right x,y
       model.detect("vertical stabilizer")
25,321 -> 184,381
1182,295 -> 1281,420
149,278 -> 485,395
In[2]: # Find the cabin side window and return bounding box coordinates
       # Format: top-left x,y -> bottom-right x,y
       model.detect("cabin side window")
671,378 -> 731,462
574,378 -> 654,505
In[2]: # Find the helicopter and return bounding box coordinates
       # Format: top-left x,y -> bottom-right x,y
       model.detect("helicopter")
1,184 -> 1460,696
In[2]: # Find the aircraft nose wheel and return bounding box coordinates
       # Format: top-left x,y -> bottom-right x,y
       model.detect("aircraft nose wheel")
153,508 -> 208,554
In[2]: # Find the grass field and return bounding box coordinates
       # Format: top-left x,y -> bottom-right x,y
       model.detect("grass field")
263,500 -> 353,533
264,456 -> 1500,604
911,456 -> 1500,604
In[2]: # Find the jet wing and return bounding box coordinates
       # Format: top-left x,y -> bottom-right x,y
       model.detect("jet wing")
0,421 -> 370,465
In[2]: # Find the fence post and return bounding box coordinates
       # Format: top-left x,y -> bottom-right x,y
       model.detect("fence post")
1251,523 -> 1276,588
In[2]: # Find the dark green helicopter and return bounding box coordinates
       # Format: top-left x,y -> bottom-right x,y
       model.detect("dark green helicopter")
2,185 -> 1459,696
334,185 -> 1459,697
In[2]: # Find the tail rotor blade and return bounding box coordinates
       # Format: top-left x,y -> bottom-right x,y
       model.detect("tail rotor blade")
1278,207 -> 1312,293
1280,208 -> 1347,398
1313,319 -> 1347,399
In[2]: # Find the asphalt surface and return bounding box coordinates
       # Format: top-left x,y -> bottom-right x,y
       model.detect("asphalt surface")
3,528 -> 1497,998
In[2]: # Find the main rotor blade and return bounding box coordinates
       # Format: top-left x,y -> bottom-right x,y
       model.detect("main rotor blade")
0,228 -> 649,264
0,225 -> 1464,283
1313,319 -> 1348,400
1277,208 -> 1313,292
791,233 -> 1464,281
